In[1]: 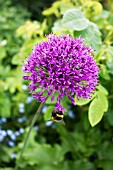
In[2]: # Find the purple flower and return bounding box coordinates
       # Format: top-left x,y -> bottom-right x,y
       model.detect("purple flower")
22,34 -> 99,111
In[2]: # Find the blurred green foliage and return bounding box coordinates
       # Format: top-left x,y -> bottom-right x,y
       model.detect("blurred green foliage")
0,0 -> 113,170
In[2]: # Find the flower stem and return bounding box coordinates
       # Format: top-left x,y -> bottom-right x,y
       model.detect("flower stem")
15,101 -> 45,170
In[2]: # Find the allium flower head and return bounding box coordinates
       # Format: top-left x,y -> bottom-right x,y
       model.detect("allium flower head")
22,34 -> 99,111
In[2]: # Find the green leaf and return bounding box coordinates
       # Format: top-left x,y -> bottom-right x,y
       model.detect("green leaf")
11,54 -> 22,65
44,106 -> 54,121
64,160 -> 95,170
0,97 -> 11,118
85,1 -> 103,16
0,144 -> 13,163
74,23 -> 102,53
52,19 -> 62,32
97,160 -> 113,170
97,142 -> 113,169
17,130 -> 65,167
96,84 -> 108,95
100,64 -> 110,80
74,94 -> 95,106
96,91 -> 108,112
36,164 -> 64,170
106,47 -> 113,74
62,8 -> 89,31
0,47 -> 6,60
106,61 -> 113,74
88,98 -> 104,127
108,13 -> 113,26
5,77 -> 17,93
42,1 -> 61,17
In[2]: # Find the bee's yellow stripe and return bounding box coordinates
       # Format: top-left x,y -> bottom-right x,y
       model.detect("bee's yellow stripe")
52,117 -> 56,121
56,114 -> 63,118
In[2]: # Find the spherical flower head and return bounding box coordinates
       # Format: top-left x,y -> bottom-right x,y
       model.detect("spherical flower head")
22,34 -> 99,112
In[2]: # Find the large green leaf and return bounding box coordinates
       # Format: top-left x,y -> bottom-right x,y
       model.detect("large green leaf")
88,98 -> 104,127
74,94 -> 95,106
62,9 -> 89,31
96,91 -> 108,112
74,23 -> 102,53
96,84 -> 108,95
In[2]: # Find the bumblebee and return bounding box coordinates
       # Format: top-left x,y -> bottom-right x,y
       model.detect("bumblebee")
51,110 -> 65,124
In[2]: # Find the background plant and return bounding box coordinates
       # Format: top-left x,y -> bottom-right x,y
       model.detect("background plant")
0,0 -> 113,170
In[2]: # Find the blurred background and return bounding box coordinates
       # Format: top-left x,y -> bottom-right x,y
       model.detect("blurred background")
0,0 -> 113,170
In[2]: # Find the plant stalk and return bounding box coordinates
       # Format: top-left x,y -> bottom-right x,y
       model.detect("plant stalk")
15,101 -> 45,170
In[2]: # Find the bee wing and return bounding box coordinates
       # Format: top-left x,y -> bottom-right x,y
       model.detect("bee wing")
60,119 -> 66,126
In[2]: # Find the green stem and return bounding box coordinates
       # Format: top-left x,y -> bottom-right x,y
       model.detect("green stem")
15,101 -> 45,170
